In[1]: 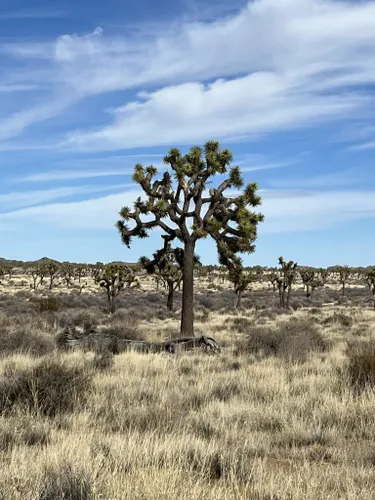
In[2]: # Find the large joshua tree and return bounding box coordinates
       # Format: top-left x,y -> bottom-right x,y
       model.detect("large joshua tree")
116,140 -> 264,336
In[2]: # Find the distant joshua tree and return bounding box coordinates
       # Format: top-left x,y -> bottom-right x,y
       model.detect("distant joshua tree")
116,140 -> 263,336
267,270 -> 279,293
317,268 -> 329,286
95,263 -> 139,314
299,268 -> 322,298
139,238 -> 201,311
45,260 -> 60,290
335,265 -> 351,296
277,257 -> 298,309
60,262 -> 75,287
218,246 -> 254,308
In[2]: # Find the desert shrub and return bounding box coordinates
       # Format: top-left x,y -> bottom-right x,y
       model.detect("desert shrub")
145,292 -> 162,304
209,379 -> 242,402
309,308 -> 322,315
185,445 -> 254,483
57,308 -> 103,333
0,328 -> 54,357
0,417 -> 50,451
246,318 -> 329,363
196,295 -> 215,309
0,294 -> 34,315
92,350 -> 114,371
105,315 -> 141,341
226,316 -> 254,334
38,463 -> 93,500
322,312 -> 353,328
36,297 -> 60,313
0,314 -> 55,357
0,356 -> 93,416
344,340 -> 375,391
195,308 -> 211,323
290,299 -> 305,310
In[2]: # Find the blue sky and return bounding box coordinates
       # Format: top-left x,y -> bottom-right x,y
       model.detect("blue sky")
1,0 -> 375,267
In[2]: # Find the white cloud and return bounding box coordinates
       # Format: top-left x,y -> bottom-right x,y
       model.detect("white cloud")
1,0 -> 375,147
1,188 -> 375,235
65,74 -> 364,151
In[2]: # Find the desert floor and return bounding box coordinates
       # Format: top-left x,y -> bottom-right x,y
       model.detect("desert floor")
0,271 -> 374,499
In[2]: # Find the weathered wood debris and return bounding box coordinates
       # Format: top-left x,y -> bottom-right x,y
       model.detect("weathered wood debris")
57,327 -> 221,355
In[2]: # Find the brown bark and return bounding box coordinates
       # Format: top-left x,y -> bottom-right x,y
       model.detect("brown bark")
235,289 -> 243,309
180,239 -> 195,337
167,282 -> 174,311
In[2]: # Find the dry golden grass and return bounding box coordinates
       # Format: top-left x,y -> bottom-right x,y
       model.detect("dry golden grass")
0,272 -> 375,499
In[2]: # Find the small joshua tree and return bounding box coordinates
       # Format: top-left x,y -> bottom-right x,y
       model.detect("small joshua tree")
29,263 -> 48,290
60,262 -> 75,287
277,257 -> 298,308
267,270 -> 279,292
29,266 -> 41,290
218,247 -> 254,308
299,268 -> 317,298
116,140 -> 263,336
317,267 -> 329,286
74,263 -> 86,283
44,260 -> 60,290
2,263 -> 13,280
336,265 -> 351,296
95,263 -> 138,314
140,238 -> 201,311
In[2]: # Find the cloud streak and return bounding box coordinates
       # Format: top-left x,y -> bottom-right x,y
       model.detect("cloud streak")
2,188 -> 375,235
0,183 -> 135,211
0,8 -> 68,20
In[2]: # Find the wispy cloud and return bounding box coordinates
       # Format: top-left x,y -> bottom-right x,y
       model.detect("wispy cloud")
18,170 -> 131,183
1,0 -> 375,148
2,188 -> 375,234
347,141 -> 375,151
0,183 -> 134,211
268,168 -> 366,190
0,84 -> 40,93
0,8 -> 68,20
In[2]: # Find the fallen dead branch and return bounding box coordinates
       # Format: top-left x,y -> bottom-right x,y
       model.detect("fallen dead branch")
57,327 -> 221,355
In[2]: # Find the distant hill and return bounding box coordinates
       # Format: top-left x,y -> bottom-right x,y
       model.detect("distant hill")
0,257 -> 137,267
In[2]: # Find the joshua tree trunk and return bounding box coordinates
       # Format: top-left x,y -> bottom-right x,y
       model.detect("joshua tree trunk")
107,290 -> 116,314
49,276 -> 54,290
235,289 -> 243,309
167,282 -> 174,311
181,239 -> 195,337
342,283 -> 346,296
306,285 -> 311,298
286,285 -> 292,308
